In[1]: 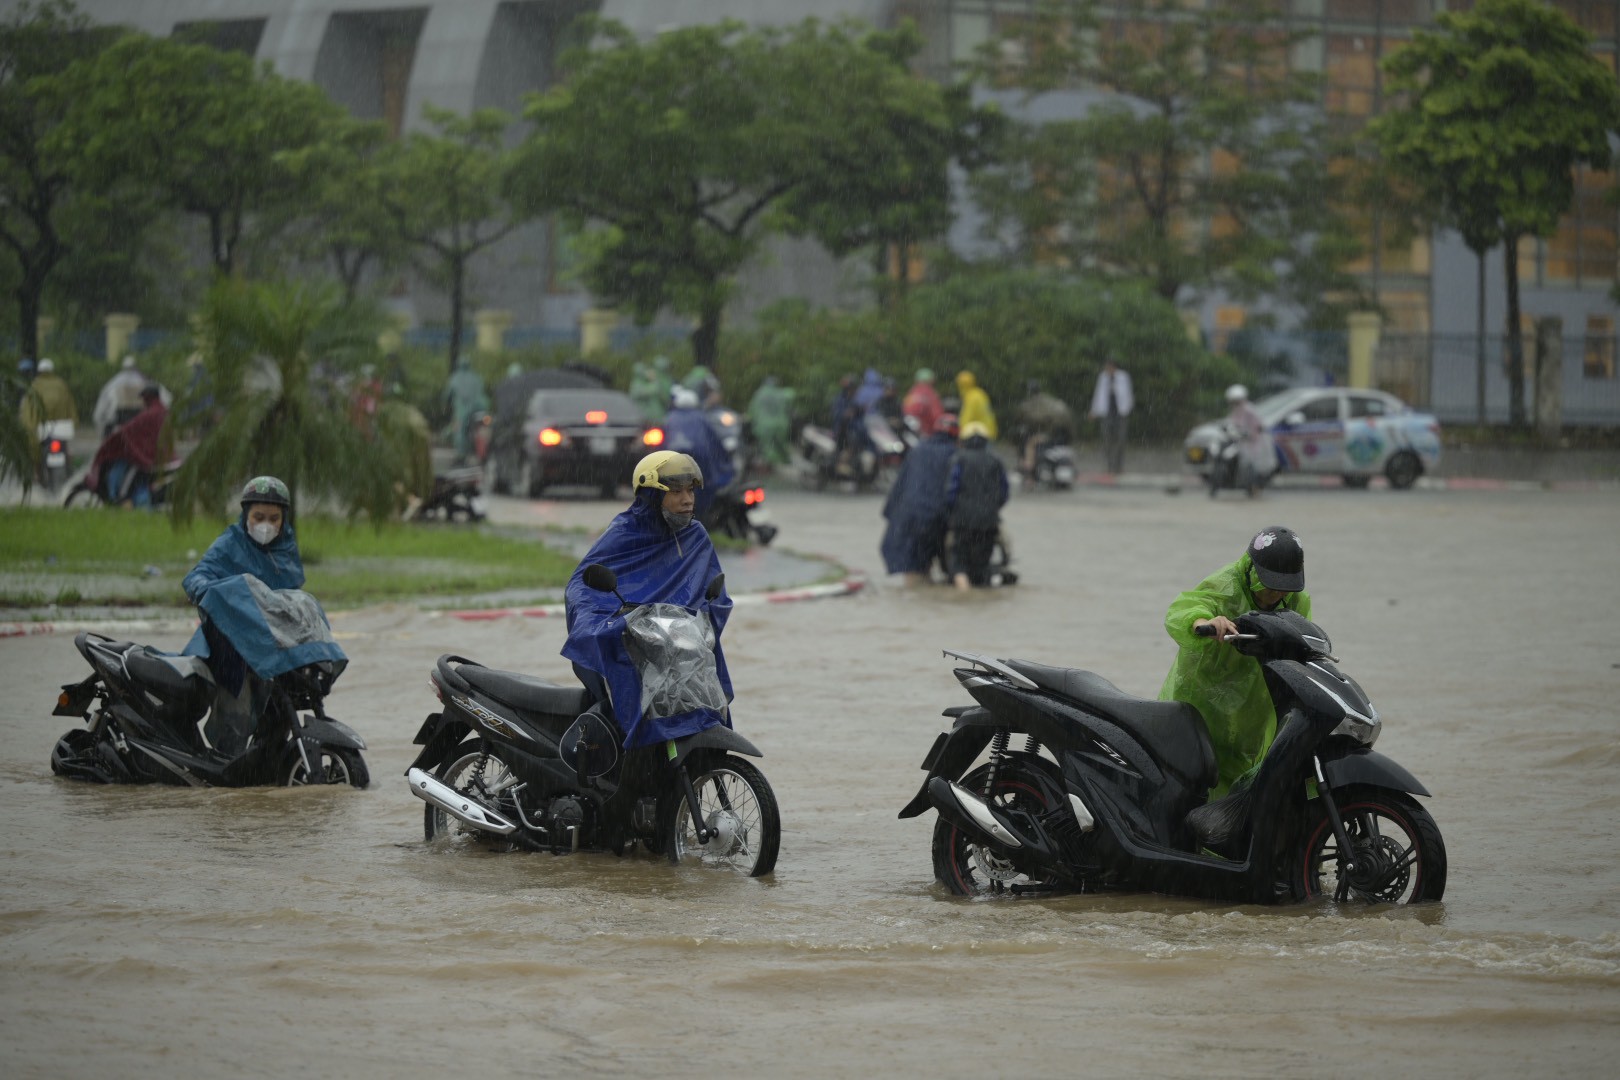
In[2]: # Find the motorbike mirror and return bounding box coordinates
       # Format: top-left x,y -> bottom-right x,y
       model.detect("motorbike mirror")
582,564 -> 618,593
706,573 -> 726,600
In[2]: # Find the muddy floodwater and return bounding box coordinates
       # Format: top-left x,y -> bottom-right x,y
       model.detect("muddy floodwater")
3,486 -> 1618,1077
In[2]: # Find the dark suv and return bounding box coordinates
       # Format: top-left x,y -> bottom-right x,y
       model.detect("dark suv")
485,387 -> 665,499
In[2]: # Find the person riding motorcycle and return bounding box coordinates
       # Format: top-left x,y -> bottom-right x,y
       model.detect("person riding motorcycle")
661,386 -> 734,518
181,476 -> 310,755
18,358 -> 77,431
1158,526 -> 1312,798
1014,378 -> 1074,480
88,383 -> 166,507
1219,383 -> 1275,497
561,451 -> 734,750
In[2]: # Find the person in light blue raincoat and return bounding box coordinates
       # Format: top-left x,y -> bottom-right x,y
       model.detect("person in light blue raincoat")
562,451 -> 733,750
181,476 -> 342,754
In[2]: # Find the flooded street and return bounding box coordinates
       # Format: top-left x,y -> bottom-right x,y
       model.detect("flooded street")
3,484 -> 1619,1077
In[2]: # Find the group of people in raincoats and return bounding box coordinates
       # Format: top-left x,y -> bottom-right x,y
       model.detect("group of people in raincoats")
879,412 -> 1010,591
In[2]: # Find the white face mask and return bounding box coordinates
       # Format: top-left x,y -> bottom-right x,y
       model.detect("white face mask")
248,521 -> 280,546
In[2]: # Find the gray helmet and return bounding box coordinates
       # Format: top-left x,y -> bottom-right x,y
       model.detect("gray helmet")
239,475 -> 291,510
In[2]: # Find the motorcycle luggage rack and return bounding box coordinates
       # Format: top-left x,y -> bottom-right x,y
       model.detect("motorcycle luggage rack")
941,648 -> 1039,690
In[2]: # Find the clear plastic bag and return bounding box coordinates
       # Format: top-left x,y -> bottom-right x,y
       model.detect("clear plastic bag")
243,575 -> 338,650
622,603 -> 727,720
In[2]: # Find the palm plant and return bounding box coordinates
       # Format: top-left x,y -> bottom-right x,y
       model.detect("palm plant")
165,278 -> 425,524
0,377 -> 38,497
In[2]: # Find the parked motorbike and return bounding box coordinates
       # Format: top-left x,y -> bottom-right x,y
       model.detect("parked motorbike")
900,608 -> 1445,904
49,588 -> 368,788
700,481 -> 778,546
405,564 -> 780,875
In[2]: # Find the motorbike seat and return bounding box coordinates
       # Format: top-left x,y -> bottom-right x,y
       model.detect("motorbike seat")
1005,661 -> 1216,788
123,648 -> 214,730
458,666 -> 591,719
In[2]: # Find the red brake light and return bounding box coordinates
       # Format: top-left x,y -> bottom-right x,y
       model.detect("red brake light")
642,428 -> 665,446
744,487 -> 764,506
48,439 -> 63,453
538,428 -> 563,447
585,410 -> 607,425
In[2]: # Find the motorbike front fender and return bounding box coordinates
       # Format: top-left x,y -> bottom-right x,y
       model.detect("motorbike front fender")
1319,747 -> 1431,798
898,715 -> 995,819
304,717 -> 366,751
670,725 -> 761,767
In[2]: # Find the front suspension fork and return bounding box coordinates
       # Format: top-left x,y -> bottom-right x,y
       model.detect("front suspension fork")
1314,756 -> 1358,901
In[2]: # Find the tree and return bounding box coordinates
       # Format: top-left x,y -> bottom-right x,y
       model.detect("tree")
48,33 -> 343,276
973,0 -> 1363,318
1373,0 -> 1620,426
512,18 -> 983,367
381,105 -> 529,375
0,0 -> 122,360
165,278 -> 418,524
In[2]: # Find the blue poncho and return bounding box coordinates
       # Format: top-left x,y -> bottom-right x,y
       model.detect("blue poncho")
660,405 -> 735,516
561,493 -> 733,748
180,510 -> 344,694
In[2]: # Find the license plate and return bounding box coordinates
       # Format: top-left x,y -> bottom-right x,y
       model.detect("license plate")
1054,465 -> 1075,483
46,452 -> 67,467
746,506 -> 773,526
590,436 -> 616,456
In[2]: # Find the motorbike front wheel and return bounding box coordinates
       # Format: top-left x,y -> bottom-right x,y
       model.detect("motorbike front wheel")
1292,785 -> 1446,904
932,757 -> 1062,897
284,745 -> 369,788
662,756 -> 780,876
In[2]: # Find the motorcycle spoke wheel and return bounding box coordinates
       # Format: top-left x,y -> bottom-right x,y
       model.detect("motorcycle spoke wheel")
285,746 -> 369,789
666,757 -> 780,877
1295,786 -> 1446,904
425,743 -> 521,851
932,759 -> 1061,897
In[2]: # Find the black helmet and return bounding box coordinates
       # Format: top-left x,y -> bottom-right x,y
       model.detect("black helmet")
1246,526 -> 1304,592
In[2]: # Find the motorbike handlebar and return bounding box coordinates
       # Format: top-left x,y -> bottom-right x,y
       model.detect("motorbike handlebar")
1193,622 -> 1259,642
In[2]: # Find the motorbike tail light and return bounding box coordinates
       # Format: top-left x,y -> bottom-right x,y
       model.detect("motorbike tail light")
744,487 -> 764,506
430,676 -> 443,702
48,439 -> 63,453
642,428 -> 665,446
538,428 -> 563,447
58,691 -> 70,707
585,410 -> 607,425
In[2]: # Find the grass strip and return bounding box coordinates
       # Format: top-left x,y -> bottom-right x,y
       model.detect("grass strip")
0,507 -> 577,607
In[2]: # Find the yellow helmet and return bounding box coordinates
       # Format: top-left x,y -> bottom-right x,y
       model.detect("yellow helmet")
633,450 -> 704,492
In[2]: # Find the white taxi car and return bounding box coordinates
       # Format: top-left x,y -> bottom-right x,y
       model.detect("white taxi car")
1184,387 -> 1442,489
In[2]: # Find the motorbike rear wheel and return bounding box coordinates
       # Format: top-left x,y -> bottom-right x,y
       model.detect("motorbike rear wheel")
63,481 -> 104,509
1291,785 -> 1446,904
662,756 -> 780,876
284,745 -> 369,788
423,739 -> 523,850
932,757 -> 1063,897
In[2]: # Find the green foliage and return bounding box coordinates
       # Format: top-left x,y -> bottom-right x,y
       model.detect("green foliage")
1373,0 -> 1620,425
972,0 -> 1364,318
714,269 -> 1236,439
0,372 -> 37,493
513,17 -> 984,367
164,278 -> 421,524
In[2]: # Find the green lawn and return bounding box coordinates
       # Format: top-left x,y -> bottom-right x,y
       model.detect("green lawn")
0,507 -> 578,608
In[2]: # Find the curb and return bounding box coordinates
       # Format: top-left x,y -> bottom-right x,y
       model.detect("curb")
0,616 -> 197,640
1072,470 -> 1619,494
439,574 -> 868,623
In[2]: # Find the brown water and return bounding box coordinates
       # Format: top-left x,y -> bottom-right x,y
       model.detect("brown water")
3,486 -> 1619,1077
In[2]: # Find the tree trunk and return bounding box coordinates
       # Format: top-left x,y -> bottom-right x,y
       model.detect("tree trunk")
1503,235 -> 1525,427
15,283 -> 41,363
689,297 -> 723,370
449,254 -> 466,376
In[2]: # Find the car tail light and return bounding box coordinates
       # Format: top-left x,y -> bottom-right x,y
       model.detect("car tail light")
585,410 -> 607,425
538,427 -> 563,447
642,428 -> 665,446
744,487 -> 764,506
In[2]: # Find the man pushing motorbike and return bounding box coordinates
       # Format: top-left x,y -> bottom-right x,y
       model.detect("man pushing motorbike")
561,451 -> 733,751
1159,526 -> 1312,798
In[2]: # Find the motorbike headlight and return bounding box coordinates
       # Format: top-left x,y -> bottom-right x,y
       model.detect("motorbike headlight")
1330,707 -> 1380,747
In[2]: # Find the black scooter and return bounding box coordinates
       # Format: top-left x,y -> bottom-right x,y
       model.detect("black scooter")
50,631 -> 367,788
405,564 -> 781,876
899,609 -> 1446,904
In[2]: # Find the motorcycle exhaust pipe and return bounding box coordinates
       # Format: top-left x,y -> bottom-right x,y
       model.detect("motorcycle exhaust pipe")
927,777 -> 1023,849
407,767 -> 518,835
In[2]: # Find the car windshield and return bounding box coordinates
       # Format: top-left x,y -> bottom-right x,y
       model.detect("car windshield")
528,389 -> 644,424
1252,388 -> 1320,424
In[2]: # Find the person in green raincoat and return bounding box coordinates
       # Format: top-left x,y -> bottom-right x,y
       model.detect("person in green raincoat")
443,355 -> 489,465
746,375 -> 795,467
629,360 -> 665,421
1159,526 -> 1311,798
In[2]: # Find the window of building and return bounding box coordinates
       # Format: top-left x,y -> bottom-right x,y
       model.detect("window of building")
1585,315 -> 1616,379
314,9 -> 429,137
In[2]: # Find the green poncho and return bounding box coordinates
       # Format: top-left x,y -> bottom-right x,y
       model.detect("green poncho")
1158,553 -> 1312,798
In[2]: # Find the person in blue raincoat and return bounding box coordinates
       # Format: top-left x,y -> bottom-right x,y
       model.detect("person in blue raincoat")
561,451 -> 733,750
181,476 -> 320,754
660,386 -> 734,518
880,413 -> 960,585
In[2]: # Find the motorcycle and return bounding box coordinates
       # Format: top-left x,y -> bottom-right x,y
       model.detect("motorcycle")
799,411 -> 905,491
62,453 -> 180,509
35,419 -> 73,492
405,563 -> 781,875
1204,420 -> 1275,499
700,481 -> 778,546
899,608 -> 1446,904
1021,438 -> 1077,491
49,588 -> 368,788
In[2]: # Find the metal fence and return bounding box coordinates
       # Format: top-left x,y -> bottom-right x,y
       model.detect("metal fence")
1378,332 -> 1620,428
